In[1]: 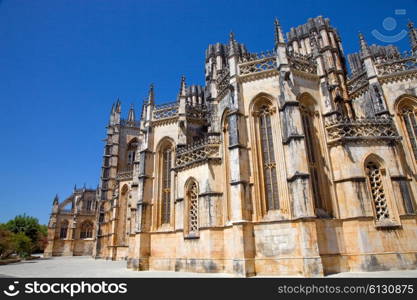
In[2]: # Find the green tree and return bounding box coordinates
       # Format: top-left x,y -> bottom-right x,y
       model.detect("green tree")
38,224 -> 48,236
4,214 -> 48,254
5,214 -> 40,243
12,232 -> 33,258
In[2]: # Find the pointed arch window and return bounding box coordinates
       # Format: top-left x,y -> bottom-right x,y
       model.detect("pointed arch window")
159,142 -> 173,225
186,180 -> 199,237
256,104 -> 279,211
222,113 -> 232,221
59,220 -> 68,239
366,161 -> 390,221
85,198 -> 93,211
80,221 -> 93,239
399,105 -> 417,160
127,139 -> 138,167
300,103 -> 323,211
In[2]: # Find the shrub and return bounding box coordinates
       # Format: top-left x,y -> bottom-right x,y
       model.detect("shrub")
0,228 -> 15,259
5,214 -> 48,253
12,232 -> 33,258
1,215 -> 48,258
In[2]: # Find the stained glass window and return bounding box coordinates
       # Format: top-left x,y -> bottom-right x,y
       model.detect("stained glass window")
161,147 -> 172,224
258,105 -> 279,210
400,106 -> 417,160
80,222 -> 93,239
60,221 -> 68,239
300,105 -> 323,210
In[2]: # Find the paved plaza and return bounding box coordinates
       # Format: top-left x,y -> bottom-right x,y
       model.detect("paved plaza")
0,256 -> 416,278
0,256 -> 231,278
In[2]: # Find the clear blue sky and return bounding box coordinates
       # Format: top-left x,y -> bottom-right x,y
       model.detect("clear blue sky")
0,0 -> 416,225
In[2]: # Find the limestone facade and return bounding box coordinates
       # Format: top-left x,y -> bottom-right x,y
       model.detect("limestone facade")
46,16 -> 417,276
44,188 -> 98,257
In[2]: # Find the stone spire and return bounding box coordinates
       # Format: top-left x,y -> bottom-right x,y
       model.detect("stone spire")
109,98 -> 121,125
229,31 -> 235,42
177,75 -> 187,146
359,32 -> 371,59
115,98 -> 121,113
358,33 -> 377,80
127,104 -> 135,122
179,75 -> 187,97
274,18 -> 285,47
408,20 -> 417,53
53,194 -> 59,204
147,83 -> 155,105
275,18 -> 289,69
228,31 -> 237,57
108,102 -> 115,125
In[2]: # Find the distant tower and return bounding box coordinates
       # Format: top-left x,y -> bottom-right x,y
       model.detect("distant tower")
287,16 -> 351,116
100,99 -> 121,203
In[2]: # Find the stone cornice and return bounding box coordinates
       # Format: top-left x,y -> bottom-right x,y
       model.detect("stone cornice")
290,68 -> 320,82
237,69 -> 279,83
151,117 -> 179,127
378,69 -> 417,84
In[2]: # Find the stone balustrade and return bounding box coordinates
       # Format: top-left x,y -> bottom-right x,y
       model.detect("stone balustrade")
238,51 -> 277,76
324,115 -> 400,145
375,51 -> 417,76
153,101 -> 179,120
346,70 -> 368,94
116,167 -> 133,180
287,51 -> 317,74
175,135 -> 221,171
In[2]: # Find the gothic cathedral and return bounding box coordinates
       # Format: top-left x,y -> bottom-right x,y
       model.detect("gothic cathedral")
45,16 -> 417,277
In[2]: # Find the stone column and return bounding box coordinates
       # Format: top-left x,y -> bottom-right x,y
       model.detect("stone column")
278,75 -> 315,218
128,148 -> 152,270
226,33 -> 256,276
